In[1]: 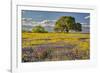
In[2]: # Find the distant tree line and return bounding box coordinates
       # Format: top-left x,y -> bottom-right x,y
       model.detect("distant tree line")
31,16 -> 82,33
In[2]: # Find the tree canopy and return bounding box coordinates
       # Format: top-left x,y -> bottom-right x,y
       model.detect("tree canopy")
74,23 -> 82,31
32,25 -> 48,33
54,16 -> 82,32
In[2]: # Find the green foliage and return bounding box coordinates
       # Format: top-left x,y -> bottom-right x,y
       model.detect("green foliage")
54,16 -> 82,32
54,16 -> 75,32
32,25 -> 48,33
74,23 -> 82,31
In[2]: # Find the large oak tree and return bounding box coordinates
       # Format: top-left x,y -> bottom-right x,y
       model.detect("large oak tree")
54,16 -> 82,32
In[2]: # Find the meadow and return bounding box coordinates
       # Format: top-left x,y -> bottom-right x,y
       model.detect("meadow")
22,32 -> 90,62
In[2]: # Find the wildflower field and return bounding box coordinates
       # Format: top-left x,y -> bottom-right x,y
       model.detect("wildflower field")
22,32 -> 90,62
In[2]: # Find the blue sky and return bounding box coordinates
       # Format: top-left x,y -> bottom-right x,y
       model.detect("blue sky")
22,10 -> 90,24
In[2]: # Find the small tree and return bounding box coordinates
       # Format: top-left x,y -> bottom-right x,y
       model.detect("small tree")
32,25 -> 48,33
74,23 -> 82,31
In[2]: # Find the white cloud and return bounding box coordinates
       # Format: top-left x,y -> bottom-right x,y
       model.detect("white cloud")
40,20 -> 56,27
22,18 -> 56,27
84,15 -> 90,19
80,23 -> 88,25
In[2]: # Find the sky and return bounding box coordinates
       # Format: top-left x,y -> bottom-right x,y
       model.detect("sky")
22,10 -> 90,24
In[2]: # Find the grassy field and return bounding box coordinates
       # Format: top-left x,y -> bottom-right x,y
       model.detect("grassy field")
22,32 -> 90,62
